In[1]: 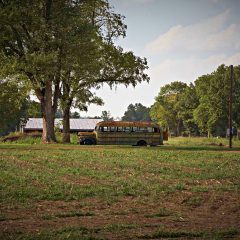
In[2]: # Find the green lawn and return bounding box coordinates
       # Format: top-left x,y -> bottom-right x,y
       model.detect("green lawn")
0,138 -> 240,239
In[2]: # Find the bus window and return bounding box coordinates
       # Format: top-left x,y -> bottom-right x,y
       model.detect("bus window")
124,127 -> 131,132
98,126 -> 103,132
110,127 -> 116,132
117,127 -> 123,132
103,126 -> 108,132
139,127 -> 147,132
153,127 -> 159,133
147,127 -> 154,132
132,127 -> 138,132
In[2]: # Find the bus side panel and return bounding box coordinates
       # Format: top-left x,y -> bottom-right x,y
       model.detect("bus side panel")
96,132 -> 163,145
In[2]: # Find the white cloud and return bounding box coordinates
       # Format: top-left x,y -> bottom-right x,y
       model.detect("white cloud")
144,9 -> 240,90
82,7 -> 240,118
82,52 -> 240,118
149,53 -> 240,86
145,9 -> 240,55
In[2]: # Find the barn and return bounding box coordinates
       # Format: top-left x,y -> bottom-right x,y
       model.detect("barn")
23,118 -> 102,133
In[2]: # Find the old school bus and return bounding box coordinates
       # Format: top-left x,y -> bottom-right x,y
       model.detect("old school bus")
78,121 -> 168,146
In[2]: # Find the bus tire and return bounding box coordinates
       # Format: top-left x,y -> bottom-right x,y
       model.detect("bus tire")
137,140 -> 147,146
83,138 -> 93,145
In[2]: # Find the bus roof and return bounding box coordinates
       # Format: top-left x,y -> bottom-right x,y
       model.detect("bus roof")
96,121 -> 160,128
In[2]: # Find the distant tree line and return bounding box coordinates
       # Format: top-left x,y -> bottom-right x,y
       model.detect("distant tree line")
150,65 -> 240,137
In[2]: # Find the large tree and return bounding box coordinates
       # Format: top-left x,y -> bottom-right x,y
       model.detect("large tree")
58,6 -> 149,143
194,65 -> 240,136
0,0 -> 149,143
122,103 -> 151,121
0,78 -> 28,135
177,83 -> 199,136
60,42 -> 149,143
150,81 -> 187,136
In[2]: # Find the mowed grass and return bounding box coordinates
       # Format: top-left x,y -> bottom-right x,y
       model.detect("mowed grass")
0,138 -> 240,239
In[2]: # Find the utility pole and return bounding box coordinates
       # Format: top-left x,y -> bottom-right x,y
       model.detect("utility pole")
229,65 -> 234,148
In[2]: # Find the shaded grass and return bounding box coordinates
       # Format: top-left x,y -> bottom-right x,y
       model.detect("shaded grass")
41,211 -> 95,220
140,228 -> 239,239
55,211 -> 95,218
0,226 -> 104,240
2,226 -> 238,240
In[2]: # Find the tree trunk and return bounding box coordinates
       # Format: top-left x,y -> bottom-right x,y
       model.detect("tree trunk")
61,79 -> 72,144
62,105 -> 71,143
41,79 -> 56,143
42,111 -> 56,143
175,125 -> 179,137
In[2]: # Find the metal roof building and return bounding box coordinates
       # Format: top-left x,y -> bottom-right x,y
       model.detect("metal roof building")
23,118 -> 102,133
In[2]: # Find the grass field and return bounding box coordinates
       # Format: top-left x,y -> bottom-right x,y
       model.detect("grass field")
0,137 -> 240,239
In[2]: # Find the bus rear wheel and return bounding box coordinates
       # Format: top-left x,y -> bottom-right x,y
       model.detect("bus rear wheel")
137,140 -> 147,146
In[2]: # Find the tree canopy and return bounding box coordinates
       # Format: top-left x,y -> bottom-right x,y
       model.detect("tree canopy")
150,65 -> 240,137
150,81 -> 188,136
0,79 -> 28,135
0,0 -> 149,142
122,103 -> 151,121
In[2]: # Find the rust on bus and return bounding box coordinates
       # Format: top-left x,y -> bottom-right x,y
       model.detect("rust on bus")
96,121 -> 160,128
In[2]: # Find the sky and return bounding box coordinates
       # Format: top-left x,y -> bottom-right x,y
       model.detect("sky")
80,0 -> 240,118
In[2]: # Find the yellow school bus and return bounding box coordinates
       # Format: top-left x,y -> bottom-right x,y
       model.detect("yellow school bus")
78,121 -> 168,146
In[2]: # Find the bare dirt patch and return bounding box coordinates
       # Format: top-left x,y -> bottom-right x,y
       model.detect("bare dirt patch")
1,191 -> 239,239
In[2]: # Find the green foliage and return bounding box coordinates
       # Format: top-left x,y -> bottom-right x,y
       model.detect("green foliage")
150,65 -> 240,137
0,0 -> 149,142
122,103 -> 151,121
70,111 -> 80,119
177,83 -> 199,135
194,65 -> 240,136
101,110 -> 113,121
0,131 -> 42,144
27,101 -> 42,118
150,81 -> 188,135
0,79 -> 29,135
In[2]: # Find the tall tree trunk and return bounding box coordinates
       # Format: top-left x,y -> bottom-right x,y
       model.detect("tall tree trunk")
40,79 -> 56,143
42,110 -> 55,143
61,78 -> 72,143
62,104 -> 71,143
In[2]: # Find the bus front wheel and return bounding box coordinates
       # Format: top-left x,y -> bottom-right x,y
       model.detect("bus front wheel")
137,140 -> 147,146
83,139 -> 93,145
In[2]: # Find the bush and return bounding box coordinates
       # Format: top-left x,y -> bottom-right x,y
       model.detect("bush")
1,132 -> 42,144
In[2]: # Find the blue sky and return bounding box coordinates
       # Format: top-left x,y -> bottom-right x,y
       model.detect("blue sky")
81,0 -> 240,118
